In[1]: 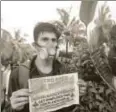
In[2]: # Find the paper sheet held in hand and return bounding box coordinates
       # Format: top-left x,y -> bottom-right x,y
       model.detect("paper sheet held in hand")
28,72 -> 79,112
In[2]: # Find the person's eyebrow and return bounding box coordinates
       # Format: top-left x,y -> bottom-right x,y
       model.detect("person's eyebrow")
41,37 -> 49,40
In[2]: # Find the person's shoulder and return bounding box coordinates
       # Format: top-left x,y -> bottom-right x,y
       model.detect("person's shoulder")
20,60 -> 31,69
11,60 -> 31,79
18,60 -> 31,77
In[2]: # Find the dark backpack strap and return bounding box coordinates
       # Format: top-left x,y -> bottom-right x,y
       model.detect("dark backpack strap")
18,60 -> 31,88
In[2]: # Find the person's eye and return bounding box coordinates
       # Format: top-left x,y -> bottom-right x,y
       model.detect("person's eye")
42,37 -> 48,42
52,38 -> 57,42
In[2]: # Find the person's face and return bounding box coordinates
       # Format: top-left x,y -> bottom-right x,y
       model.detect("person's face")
36,32 -> 58,58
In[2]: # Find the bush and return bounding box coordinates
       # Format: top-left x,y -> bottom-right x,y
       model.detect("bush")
58,37 -> 116,112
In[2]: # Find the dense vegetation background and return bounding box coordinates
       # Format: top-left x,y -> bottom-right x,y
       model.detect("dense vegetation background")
1,1 -> 116,112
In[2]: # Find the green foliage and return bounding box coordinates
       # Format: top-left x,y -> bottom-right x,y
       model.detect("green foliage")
58,37 -> 116,112
78,82 -> 116,112
55,5 -> 116,111
56,8 -> 70,26
1,36 -> 36,67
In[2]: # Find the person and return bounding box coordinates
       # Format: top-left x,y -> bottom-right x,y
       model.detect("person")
4,22 -> 87,112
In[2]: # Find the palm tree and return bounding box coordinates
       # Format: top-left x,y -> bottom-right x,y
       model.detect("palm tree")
51,7 -> 86,57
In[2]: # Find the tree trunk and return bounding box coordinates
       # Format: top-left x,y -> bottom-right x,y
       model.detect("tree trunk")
79,1 -> 98,26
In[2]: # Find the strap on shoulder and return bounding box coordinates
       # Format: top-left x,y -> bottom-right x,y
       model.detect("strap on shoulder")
18,60 -> 31,88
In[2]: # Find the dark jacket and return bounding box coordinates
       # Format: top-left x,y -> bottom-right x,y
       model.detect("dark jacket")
4,56 -> 77,112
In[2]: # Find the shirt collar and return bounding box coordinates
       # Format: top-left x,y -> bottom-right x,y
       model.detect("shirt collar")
29,55 -> 62,78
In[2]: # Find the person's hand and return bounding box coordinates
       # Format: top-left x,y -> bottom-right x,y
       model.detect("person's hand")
10,89 -> 29,111
78,79 -> 87,96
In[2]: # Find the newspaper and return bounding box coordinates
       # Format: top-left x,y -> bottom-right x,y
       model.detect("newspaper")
28,73 -> 79,112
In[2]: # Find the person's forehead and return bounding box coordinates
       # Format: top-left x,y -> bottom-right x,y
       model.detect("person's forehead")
38,31 -> 57,38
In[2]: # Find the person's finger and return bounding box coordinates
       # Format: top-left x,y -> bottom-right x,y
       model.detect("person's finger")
12,101 -> 28,110
17,89 -> 29,93
80,86 -> 87,91
79,90 -> 86,95
79,86 -> 87,95
14,106 -> 24,111
12,97 -> 29,103
78,80 -> 87,85
79,84 -> 86,87
78,80 -> 87,86
12,89 -> 29,97
78,84 -> 87,88
79,89 -> 86,93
